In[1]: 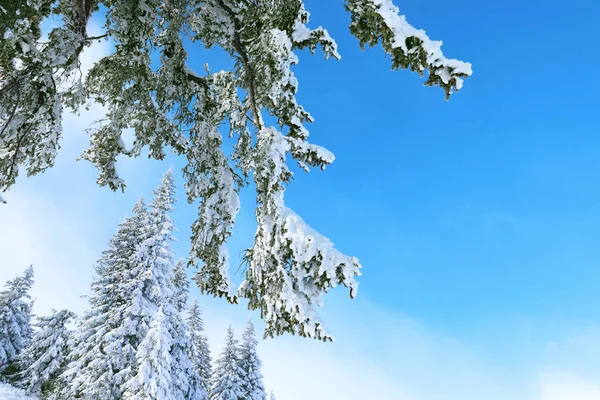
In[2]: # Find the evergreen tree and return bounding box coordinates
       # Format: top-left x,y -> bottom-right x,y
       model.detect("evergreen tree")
122,306 -> 173,400
124,302 -> 205,400
112,170 -> 179,389
238,320 -> 266,400
169,259 -> 207,399
0,265 -> 34,380
167,305 -> 205,400
210,326 -> 244,400
61,170 -> 204,399
59,199 -> 150,399
187,299 -> 212,394
19,309 -> 76,397
0,0 -> 471,340
269,391 -> 276,400
124,169 -> 204,398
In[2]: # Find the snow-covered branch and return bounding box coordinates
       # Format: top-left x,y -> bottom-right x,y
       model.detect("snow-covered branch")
346,0 -> 472,99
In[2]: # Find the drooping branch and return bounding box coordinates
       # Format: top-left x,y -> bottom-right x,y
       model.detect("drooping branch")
0,0 -> 472,341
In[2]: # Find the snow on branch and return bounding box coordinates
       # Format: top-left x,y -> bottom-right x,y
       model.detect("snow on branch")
346,0 -> 472,99
240,127 -> 361,341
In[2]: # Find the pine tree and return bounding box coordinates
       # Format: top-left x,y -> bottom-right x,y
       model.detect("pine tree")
124,169 -> 204,398
210,326 -> 245,400
1,0 -> 471,340
170,259 -> 208,399
113,169 -> 179,388
238,320 -> 266,400
167,304 -> 205,400
122,306 -> 173,400
59,199 -> 150,399
61,170 -> 205,399
19,309 -> 76,397
0,265 -> 34,380
187,299 -> 212,394
269,391 -> 276,400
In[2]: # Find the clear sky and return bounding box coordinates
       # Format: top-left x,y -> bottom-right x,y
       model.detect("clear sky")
2,1 -> 600,399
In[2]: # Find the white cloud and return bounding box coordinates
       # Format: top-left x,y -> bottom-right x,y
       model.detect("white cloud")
251,301 -> 526,400
0,188 -> 95,317
538,372 -> 600,400
206,300 -> 600,400
535,327 -> 600,400
260,336 -> 417,400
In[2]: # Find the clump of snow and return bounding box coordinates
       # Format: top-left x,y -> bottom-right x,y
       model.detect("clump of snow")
0,383 -> 38,400
371,0 -> 472,87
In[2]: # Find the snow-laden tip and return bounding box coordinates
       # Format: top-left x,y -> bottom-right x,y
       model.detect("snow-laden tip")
0,383 -> 38,400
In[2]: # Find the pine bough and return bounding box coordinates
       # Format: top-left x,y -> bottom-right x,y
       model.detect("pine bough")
0,0 -> 472,341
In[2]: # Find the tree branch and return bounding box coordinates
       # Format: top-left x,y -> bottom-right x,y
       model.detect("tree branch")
214,0 -> 263,131
87,33 -> 108,41
0,88 -> 19,141
185,70 -> 209,90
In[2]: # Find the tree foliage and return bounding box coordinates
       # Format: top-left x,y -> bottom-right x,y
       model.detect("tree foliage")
238,320 -> 266,400
187,299 -> 212,395
209,326 -> 245,400
0,0 -> 471,340
19,309 -> 76,397
60,171 -> 204,399
0,266 -> 34,381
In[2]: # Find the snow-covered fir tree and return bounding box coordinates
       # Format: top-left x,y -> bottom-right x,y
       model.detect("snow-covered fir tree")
60,170 -> 204,399
168,259 -> 208,398
0,266 -> 34,380
166,304 -> 205,400
269,391 -> 276,400
123,298 -> 205,399
123,169 -> 203,398
187,299 -> 212,394
210,326 -> 245,400
18,309 -> 76,397
238,320 -> 266,400
59,198 -> 150,399
122,306 -> 174,400
0,0 -> 471,340
112,170 -> 181,392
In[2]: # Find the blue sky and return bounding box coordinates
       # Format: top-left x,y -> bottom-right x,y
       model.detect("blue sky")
3,1 -> 600,399
290,0 -> 600,340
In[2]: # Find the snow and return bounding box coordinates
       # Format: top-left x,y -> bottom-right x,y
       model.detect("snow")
370,0 -> 472,86
0,383 -> 38,400
241,127 -> 362,340
292,21 -> 311,43
0,0 -> 469,343
184,65 -> 201,79
291,5 -> 341,60
20,41 -> 30,53
20,309 -> 76,396
117,136 -> 127,151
